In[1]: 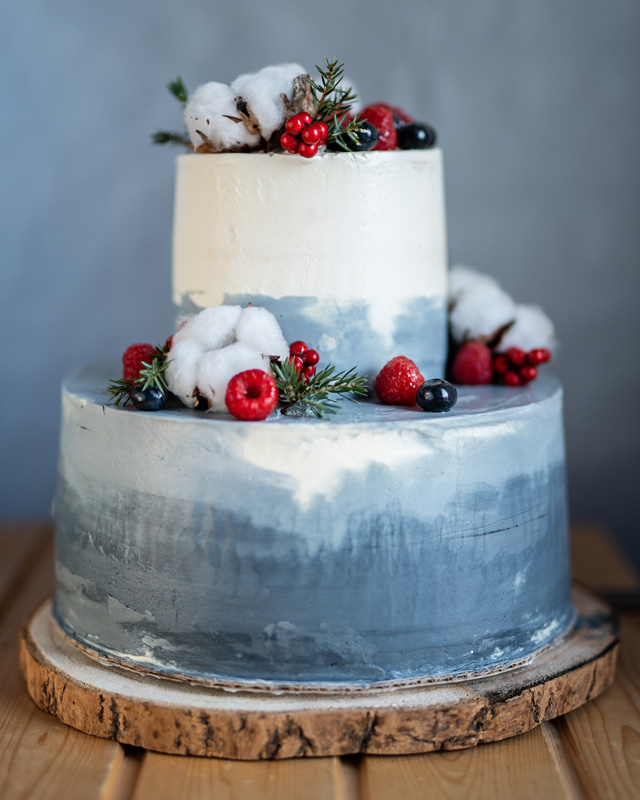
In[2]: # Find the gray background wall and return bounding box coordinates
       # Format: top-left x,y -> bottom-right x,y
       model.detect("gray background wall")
2,1 -> 639,563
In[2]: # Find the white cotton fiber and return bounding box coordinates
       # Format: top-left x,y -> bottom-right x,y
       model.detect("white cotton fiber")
184,82 -> 260,151
173,305 -> 242,351
449,283 -> 517,344
231,63 -> 307,141
235,306 -> 289,361
196,342 -> 270,413
165,339 -> 204,407
497,304 -> 556,353
449,264 -> 500,305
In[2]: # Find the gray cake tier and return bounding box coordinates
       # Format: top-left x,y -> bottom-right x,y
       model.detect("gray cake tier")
54,362 -> 574,687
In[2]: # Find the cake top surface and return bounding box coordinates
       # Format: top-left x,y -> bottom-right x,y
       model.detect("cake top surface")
76,361 -> 561,429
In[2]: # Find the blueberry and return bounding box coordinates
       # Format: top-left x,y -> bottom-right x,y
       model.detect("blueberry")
416,379 -> 457,413
326,120 -> 379,152
131,385 -> 167,411
397,122 -> 437,150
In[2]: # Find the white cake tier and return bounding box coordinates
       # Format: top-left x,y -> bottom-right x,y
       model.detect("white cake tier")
172,151 -> 449,378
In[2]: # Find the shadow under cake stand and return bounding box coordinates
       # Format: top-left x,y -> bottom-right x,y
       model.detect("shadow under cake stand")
19,584 -> 617,760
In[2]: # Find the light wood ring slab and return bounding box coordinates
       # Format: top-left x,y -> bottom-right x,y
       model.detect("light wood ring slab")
19,584 -> 618,760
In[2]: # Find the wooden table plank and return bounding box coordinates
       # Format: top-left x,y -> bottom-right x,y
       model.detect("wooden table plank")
557,615 -> 640,800
131,752 -> 354,800
0,534 -> 125,800
360,724 -> 580,800
570,522 -> 639,592
0,521 -> 51,614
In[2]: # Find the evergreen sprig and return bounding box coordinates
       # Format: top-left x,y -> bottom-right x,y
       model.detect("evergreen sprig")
271,359 -> 368,418
152,77 -> 191,148
304,58 -> 364,150
167,76 -> 189,105
107,348 -> 170,406
151,130 -> 191,147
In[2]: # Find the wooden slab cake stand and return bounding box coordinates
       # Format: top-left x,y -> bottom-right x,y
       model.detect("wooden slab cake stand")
19,584 -> 618,760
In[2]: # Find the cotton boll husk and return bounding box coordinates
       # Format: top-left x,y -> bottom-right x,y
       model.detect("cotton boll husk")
184,82 -> 260,151
449,264 -> 500,305
449,283 -> 517,344
173,305 -> 242,350
197,342 -> 271,413
235,306 -> 289,360
165,339 -> 205,407
231,63 -> 307,141
497,304 -> 556,353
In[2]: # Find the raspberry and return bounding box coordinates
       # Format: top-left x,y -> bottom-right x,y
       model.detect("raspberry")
375,356 -> 424,405
359,105 -> 398,151
376,102 -> 413,125
225,370 -> 279,421
450,341 -> 493,385
122,343 -> 156,381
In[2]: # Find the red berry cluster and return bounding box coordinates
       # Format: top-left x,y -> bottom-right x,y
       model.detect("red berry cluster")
288,340 -> 320,382
492,348 -> 551,387
280,113 -> 329,159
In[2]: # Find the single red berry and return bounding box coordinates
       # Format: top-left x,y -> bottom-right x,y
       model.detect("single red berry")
449,341 -> 493,385
358,104 -> 398,151
280,132 -> 299,152
503,371 -> 522,387
298,112 -> 313,124
303,365 -> 316,379
375,356 -> 425,405
289,355 -> 304,373
316,121 -> 328,141
285,115 -> 305,135
297,141 -> 318,158
527,348 -> 552,365
289,340 -> 308,356
519,365 -> 538,384
302,349 -> 319,367
225,370 -> 279,421
376,102 -> 414,125
493,354 -> 509,375
123,343 -> 156,382
505,347 -> 527,367
301,123 -> 322,145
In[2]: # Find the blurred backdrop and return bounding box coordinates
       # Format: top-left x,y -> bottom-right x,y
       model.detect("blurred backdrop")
2,1 -> 639,563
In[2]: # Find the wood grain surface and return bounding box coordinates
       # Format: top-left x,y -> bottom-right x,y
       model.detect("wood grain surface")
1,521 -> 639,799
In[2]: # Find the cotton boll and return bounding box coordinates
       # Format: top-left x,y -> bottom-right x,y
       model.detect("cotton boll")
231,63 -> 307,141
235,306 -> 289,360
165,339 -> 205,407
173,305 -> 242,350
449,283 -> 517,344
197,342 -> 270,413
497,304 -> 556,353
449,264 -> 500,305
184,82 -> 260,151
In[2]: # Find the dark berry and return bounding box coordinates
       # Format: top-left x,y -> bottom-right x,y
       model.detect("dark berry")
302,349 -> 319,367
301,123 -> 323,145
505,347 -> 527,367
285,116 -> 305,135
527,348 -> 552,365
416,379 -> 458,413
280,132 -> 299,152
397,122 -> 437,150
326,120 -> 380,152
503,371 -> 522,387
493,355 -> 509,375
131,385 -> 167,411
519,365 -> 538,384
297,141 -> 318,158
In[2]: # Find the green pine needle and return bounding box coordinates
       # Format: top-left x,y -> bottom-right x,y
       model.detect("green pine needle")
304,58 -> 363,146
271,359 -> 368,418
151,130 -> 191,148
167,76 -> 189,105
106,348 -> 170,406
